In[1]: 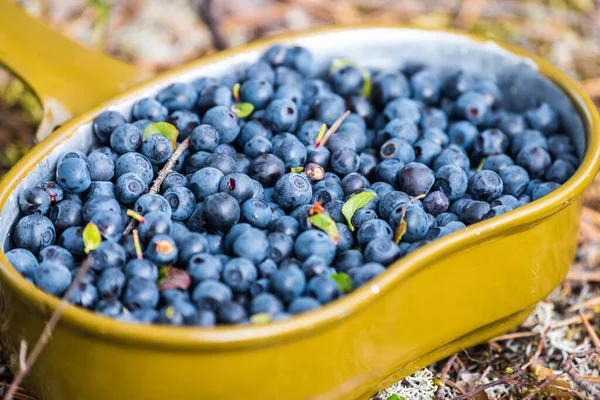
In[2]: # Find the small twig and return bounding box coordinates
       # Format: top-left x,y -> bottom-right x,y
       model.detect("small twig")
198,0 -> 229,51
17,342 -> 26,373
3,258 -> 93,400
568,295 -> 600,312
522,372 -> 565,400
449,328 -> 549,400
123,137 -> 190,235
445,380 -> 466,395
547,384 -> 587,400
489,331 -> 537,342
551,311 -> 595,328
436,353 -> 458,400
317,110 -> 350,148
579,311 -> 600,348
560,356 -> 600,400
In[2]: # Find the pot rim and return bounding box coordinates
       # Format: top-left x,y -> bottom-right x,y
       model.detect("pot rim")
1,24 -> 598,350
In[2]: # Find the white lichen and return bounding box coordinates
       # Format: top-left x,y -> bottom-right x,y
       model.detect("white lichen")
376,369 -> 437,400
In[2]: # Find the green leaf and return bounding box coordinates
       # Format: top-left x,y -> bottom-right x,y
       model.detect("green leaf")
342,191 -> 376,231
329,58 -> 354,75
330,272 -> 353,293
232,82 -> 241,102
158,267 -> 170,280
315,123 -> 327,146
290,166 -> 304,173
250,313 -> 272,325
143,122 -> 179,150
309,213 -> 339,244
361,69 -> 372,97
386,395 -> 406,400
393,220 -> 407,244
82,222 -> 102,254
231,102 -> 254,118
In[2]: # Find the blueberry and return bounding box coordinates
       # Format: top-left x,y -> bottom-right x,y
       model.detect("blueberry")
232,153 -> 252,175
230,227 -> 267,264
125,259 -> 158,281
156,82 -> 197,111
373,159 -> 402,187
95,299 -> 124,317
482,154 -> 514,173
192,280 -> 232,311
164,186 -> 196,220
548,135 -> 575,159
38,245 -> 74,270
93,110 -> 126,144
414,138 -> 442,167
241,199 -> 272,229
350,208 -> 377,231
284,46 -> 313,77
273,172 -> 312,210
269,265 -> 306,303
13,214 -> 55,254
379,138 -> 415,164
160,172 -> 188,193
372,72 -> 410,105
356,219 -> 393,249
490,194 -> 521,209
109,124 -> 142,155
331,64 -> 364,96
131,308 -> 159,324
132,98 -> 168,121
434,146 -> 470,173
288,297 -> 321,315
250,293 -> 284,315
185,309 -> 216,327
33,262 -> 71,296
459,200 -> 490,225
217,302 -> 248,324
137,211 -> 172,242
377,191 -> 411,220
96,267 -> 126,299
379,119 -> 419,145
410,69 -> 440,104
178,232 -> 208,264
187,253 -> 222,284
516,146 -> 551,178
349,262 -> 386,287
262,44 -> 287,66
311,181 -> 344,206
525,102 -> 559,134
18,186 -> 51,215
435,213 -> 458,227
221,257 -> 258,293
434,165 -> 469,200
240,79 -> 274,109
364,237 -> 400,265
68,282 -> 98,309
422,191 -> 450,215
312,94 -> 345,126
90,210 -> 123,242
245,61 -> 275,83
202,193 -> 240,232
274,66 -> 303,87
483,205 -> 512,219
141,134 -> 173,164
243,136 -> 271,158
115,173 -> 148,206
329,148 -> 359,176
397,162 -> 435,196
383,98 -> 421,124
123,277 -> 159,310
58,226 -> 85,256
192,77 -> 218,93
545,159 -> 575,184
510,130 -> 548,156
468,170 -> 503,201
115,152 -> 153,185
202,106 -> 240,144
498,165 -> 530,197
145,234 -> 178,265
448,121 -> 478,151
334,250 -> 363,273
264,99 -> 298,133
531,182 -> 560,201
304,274 -> 338,304
475,128 -> 508,156
82,195 -> 120,223
389,204 -> 429,243
455,91 -> 489,125
56,157 -> 91,194
5,248 -> 37,279
218,173 -> 254,203
267,216 -> 299,239
187,167 -> 223,202
134,193 -> 171,216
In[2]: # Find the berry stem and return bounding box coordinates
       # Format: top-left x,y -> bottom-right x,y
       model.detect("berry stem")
123,137 -> 190,235
3,258 -> 93,400
132,229 -> 143,260
316,110 -> 350,148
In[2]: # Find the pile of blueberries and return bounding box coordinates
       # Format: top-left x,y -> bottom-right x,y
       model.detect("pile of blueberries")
5,44 -> 579,326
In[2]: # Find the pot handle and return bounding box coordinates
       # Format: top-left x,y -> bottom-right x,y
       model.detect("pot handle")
0,1 -> 148,140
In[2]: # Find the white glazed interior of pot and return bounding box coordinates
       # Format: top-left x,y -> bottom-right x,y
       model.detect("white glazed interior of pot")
0,27 -> 585,250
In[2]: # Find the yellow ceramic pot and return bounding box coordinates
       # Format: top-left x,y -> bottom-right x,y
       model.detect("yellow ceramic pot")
0,3 -> 599,400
